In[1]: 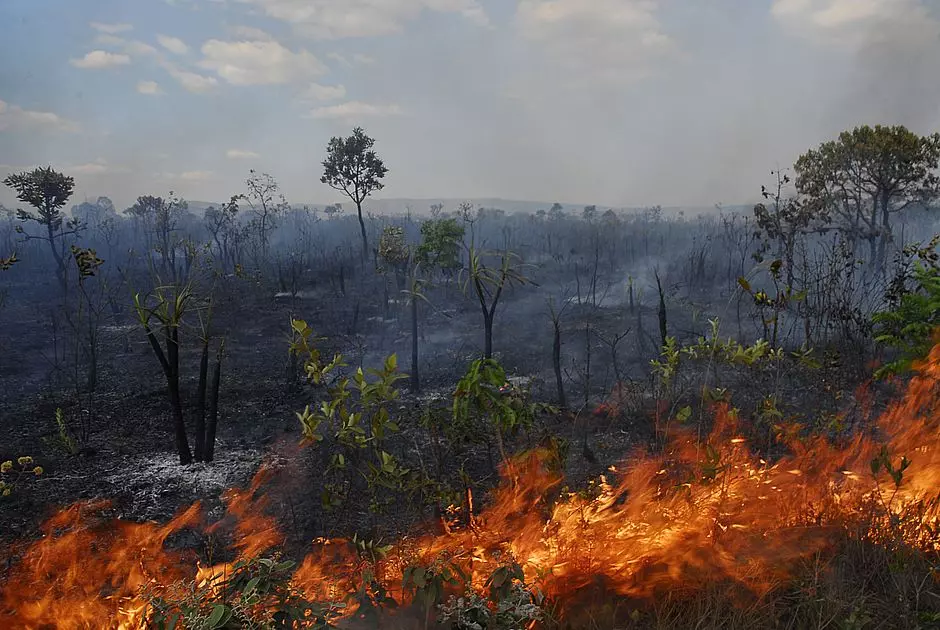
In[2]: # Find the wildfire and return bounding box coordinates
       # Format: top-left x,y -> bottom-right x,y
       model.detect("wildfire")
3,347 -> 940,628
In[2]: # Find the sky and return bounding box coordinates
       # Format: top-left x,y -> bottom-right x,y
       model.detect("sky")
1,0 -> 939,211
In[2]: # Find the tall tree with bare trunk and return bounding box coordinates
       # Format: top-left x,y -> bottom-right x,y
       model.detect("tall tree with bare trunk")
4,167 -> 79,289
321,127 -> 388,262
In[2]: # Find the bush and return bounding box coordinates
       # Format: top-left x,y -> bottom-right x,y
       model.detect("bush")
143,556 -> 344,629
873,262 -> 940,376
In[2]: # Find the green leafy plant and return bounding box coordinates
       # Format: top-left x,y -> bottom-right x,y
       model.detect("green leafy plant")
144,556 -> 344,629
0,456 -> 43,498
403,557 -> 467,629
437,562 -> 545,630
873,262 -> 940,377
290,319 -> 410,512
452,358 -> 553,474
45,407 -> 79,456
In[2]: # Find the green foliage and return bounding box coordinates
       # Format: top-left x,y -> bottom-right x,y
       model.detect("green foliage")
291,319 -> 411,511
437,562 -> 545,630
320,127 -> 387,205
795,125 -> 940,242
873,263 -> 940,376
415,218 -> 465,274
870,445 -> 912,490
680,318 -> 786,366
403,557 -> 467,615
44,407 -> 79,456
452,359 -> 549,444
3,166 -> 75,229
144,556 -> 343,629
650,336 -> 681,394
0,456 -> 43,498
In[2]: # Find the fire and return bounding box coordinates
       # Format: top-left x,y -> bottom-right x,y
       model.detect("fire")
3,347 -> 940,627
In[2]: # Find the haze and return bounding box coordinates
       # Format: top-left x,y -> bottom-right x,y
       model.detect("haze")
1,0 -> 939,210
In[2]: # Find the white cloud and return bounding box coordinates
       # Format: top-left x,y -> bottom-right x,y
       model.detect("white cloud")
70,50 -> 132,69
157,34 -> 190,55
307,101 -> 403,120
226,149 -> 260,159
198,39 -> 326,85
162,63 -> 219,93
232,0 -> 489,38
516,0 -> 675,86
137,80 -> 163,95
301,82 -> 346,101
352,53 -> 375,65
96,35 -> 159,57
0,100 -> 81,133
90,22 -> 133,34
772,0 -> 940,46
229,25 -> 274,40
126,40 -> 160,56
94,34 -> 127,46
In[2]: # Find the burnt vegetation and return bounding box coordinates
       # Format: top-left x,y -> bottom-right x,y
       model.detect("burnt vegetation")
1,124 -> 940,628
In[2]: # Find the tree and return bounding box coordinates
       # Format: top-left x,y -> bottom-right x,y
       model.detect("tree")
244,170 -> 287,264
753,169 -> 815,288
321,127 -> 388,261
204,195 -> 241,273
794,125 -> 940,269
414,218 -> 465,282
323,203 -> 343,220
126,194 -> 186,279
132,271 -> 224,465
462,246 -> 531,359
3,167 -> 79,288
377,225 -> 411,293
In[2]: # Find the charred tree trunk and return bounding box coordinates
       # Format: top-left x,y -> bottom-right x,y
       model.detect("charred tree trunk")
356,201 -> 368,262
553,318 -> 566,410
411,295 -> 420,393
204,341 -> 223,462
194,336 -> 209,461
166,325 -> 192,465
655,271 -> 668,348
483,312 -> 494,359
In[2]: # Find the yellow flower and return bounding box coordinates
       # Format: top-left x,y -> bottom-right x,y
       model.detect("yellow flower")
17,456 -> 33,466
1,489 -> 10,497
33,466 -> 43,476
0,461 -> 12,473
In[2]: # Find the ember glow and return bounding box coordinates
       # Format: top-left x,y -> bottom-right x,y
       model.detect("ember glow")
3,347 -> 940,628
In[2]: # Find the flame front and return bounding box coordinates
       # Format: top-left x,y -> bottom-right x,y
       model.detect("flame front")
3,347 -> 940,628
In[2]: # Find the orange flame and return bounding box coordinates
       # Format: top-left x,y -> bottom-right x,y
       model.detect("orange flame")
3,346 -> 940,627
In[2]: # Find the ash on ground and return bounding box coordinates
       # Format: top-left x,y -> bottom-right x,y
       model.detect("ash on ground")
102,446 -> 271,521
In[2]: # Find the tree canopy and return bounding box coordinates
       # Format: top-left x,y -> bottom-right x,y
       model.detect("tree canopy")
3,166 -> 75,230
321,127 -> 388,260
794,124 -> 940,266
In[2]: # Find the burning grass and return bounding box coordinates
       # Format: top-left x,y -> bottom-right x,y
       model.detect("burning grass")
2,347 -> 940,628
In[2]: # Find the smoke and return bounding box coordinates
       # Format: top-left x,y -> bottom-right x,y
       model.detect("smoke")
1,1 -> 938,212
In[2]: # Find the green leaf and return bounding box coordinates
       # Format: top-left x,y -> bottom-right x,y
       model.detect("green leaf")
737,277 -> 751,293
207,604 -> 232,628
675,405 -> 692,423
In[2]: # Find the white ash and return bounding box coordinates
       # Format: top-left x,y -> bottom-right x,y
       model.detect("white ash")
102,446 -> 272,520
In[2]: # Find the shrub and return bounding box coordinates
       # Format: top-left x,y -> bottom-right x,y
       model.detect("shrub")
873,262 -> 940,376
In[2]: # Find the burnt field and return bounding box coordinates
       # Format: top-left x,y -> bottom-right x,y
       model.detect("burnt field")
1,126 -> 940,628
